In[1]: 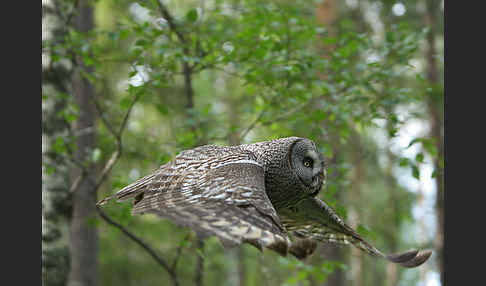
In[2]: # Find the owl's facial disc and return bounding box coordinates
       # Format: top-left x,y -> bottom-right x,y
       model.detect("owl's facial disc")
290,140 -> 326,196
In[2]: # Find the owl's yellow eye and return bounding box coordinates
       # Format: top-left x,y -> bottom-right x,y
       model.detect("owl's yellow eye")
303,158 -> 312,168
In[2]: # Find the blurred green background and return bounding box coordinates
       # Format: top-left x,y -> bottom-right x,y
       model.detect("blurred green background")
42,0 -> 443,285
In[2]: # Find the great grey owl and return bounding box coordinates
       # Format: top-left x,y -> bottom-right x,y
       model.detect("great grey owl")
97,137 -> 431,267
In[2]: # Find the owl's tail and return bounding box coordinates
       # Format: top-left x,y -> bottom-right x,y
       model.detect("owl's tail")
96,173 -> 157,206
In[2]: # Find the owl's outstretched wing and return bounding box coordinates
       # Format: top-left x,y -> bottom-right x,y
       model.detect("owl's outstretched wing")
97,146 -> 289,256
278,196 -> 432,267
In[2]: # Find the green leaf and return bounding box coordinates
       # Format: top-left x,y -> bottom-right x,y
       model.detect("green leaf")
91,148 -> 102,162
186,8 -> 198,23
323,37 -> 337,45
388,128 -> 398,137
415,153 -> 424,163
120,96 -> 132,110
423,139 -> 438,157
411,165 -> 420,179
407,137 -> 423,148
135,39 -> 147,47
52,137 -> 67,154
83,56 -> 94,66
156,104 -> 168,115
45,165 -> 56,175
119,29 -> 131,40
131,48 -> 143,58
65,113 -> 77,124
128,70 -> 138,78
195,249 -> 205,259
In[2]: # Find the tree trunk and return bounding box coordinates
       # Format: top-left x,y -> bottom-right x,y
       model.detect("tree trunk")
349,132 -> 363,286
384,127 -> 399,286
67,1 -> 98,286
314,1 -> 346,286
424,1 -> 444,285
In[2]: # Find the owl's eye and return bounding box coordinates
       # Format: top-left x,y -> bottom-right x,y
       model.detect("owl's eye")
303,157 -> 313,168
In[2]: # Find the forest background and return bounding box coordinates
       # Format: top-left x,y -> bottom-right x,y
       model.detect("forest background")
41,0 -> 444,285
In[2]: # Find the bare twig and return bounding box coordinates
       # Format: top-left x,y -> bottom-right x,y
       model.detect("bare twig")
118,93 -> 141,140
156,0 -> 187,45
156,0 -> 197,132
260,101 -> 311,126
238,109 -> 266,142
171,233 -> 191,272
89,90 -> 182,285
96,207 -> 179,286
238,100 -> 308,142
155,4 -> 207,281
90,94 -> 117,139
88,91 -> 142,194
277,3 -> 292,89
69,172 -> 85,193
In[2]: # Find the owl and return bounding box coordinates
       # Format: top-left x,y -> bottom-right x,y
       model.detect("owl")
97,137 -> 431,267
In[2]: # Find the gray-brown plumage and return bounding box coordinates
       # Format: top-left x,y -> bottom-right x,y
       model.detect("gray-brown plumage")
97,137 -> 432,267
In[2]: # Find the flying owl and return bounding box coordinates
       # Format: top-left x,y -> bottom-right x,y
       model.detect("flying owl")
97,137 -> 431,267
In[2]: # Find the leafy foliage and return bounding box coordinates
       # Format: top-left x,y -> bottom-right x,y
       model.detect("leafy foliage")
42,0 -> 443,285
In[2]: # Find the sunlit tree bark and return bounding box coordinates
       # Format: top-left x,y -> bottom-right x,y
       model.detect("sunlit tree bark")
349,131 -> 363,286
424,1 -> 444,284
314,1 -> 346,285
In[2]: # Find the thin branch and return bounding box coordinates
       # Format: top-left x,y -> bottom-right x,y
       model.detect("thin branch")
87,90 -> 142,195
96,207 -> 179,286
193,238 -> 205,286
238,82 -> 351,141
90,94 -> 118,139
118,92 -> 142,141
171,233 -> 191,272
52,1 -> 179,284
66,0 -> 80,27
92,149 -> 120,194
238,109 -> 266,142
278,3 -> 292,89
156,0 -> 197,133
156,0 -> 187,45
238,100 -> 307,142
260,101 -> 311,127
90,92 -> 182,285
69,171 -> 85,193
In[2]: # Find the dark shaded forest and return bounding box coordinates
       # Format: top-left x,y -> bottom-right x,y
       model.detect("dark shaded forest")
42,0 -> 443,285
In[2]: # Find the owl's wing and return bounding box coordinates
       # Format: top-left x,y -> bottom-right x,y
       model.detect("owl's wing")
97,148 -> 290,256
278,196 -> 432,267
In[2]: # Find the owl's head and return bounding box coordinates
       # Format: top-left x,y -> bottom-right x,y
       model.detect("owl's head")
245,137 -> 326,203
289,138 -> 326,197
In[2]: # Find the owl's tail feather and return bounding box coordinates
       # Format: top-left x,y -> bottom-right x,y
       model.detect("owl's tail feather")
96,173 -> 157,206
